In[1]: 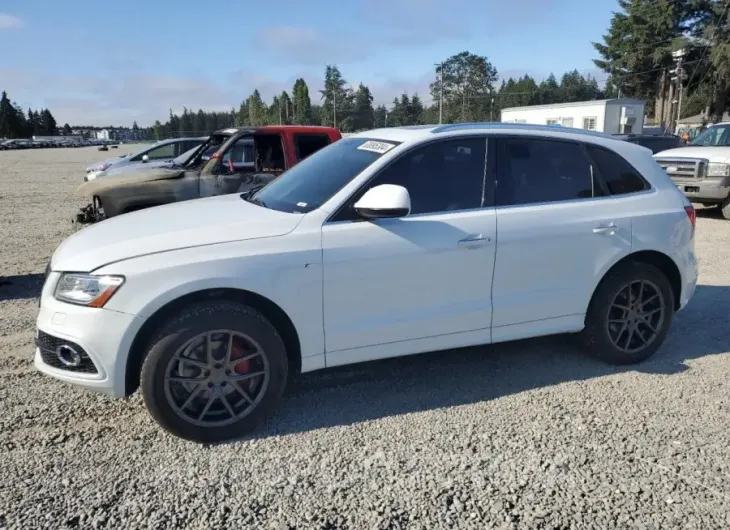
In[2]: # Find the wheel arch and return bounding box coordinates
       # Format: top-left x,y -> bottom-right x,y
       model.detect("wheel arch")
587,250 -> 683,317
124,287 -> 302,396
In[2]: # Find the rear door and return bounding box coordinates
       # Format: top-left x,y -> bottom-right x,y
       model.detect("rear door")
491,136 -> 633,342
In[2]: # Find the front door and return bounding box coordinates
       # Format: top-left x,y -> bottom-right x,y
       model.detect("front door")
322,136 -> 497,355
490,136 -> 633,341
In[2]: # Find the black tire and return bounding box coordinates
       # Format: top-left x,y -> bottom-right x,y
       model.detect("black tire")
581,261 -> 674,365
140,301 -> 288,443
721,195 -> 730,220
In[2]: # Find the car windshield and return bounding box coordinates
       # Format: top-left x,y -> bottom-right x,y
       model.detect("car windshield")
186,134 -> 229,168
250,137 -> 400,213
690,124 -> 730,146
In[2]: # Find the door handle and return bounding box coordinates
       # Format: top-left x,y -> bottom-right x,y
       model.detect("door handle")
593,223 -> 618,235
457,234 -> 490,248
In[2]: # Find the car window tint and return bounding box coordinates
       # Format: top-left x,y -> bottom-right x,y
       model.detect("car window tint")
146,143 -> 175,160
497,138 -> 597,206
586,145 -> 648,195
365,138 -> 486,215
294,134 -> 331,160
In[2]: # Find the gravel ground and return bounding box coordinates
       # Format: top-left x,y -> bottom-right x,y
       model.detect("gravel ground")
1,146 -> 729,530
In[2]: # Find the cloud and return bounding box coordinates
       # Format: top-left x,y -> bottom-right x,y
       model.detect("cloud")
0,13 -> 23,30
254,27 -> 371,65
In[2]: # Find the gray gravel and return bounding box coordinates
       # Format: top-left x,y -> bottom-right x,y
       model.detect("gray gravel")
1,146 -> 729,530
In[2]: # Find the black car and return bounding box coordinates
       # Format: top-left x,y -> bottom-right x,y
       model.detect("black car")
613,134 -> 685,154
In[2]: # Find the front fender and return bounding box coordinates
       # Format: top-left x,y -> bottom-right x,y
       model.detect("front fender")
95,237 -> 325,364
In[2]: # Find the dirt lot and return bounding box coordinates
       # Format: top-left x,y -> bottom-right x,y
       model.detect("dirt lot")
1,147 -> 729,530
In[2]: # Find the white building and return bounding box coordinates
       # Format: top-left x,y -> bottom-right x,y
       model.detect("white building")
501,99 -> 646,135
95,129 -> 111,141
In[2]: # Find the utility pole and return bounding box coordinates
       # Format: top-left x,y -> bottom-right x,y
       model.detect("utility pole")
671,49 -> 687,134
333,88 -> 337,128
435,62 -> 443,124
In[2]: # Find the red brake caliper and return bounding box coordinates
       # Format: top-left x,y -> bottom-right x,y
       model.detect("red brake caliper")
230,337 -> 250,374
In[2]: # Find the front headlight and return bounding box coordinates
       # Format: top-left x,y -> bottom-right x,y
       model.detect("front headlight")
54,274 -> 124,307
707,162 -> 730,177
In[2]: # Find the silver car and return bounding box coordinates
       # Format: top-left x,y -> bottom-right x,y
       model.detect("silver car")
85,137 -> 206,181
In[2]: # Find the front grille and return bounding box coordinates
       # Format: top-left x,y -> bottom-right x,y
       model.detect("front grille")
36,330 -> 98,374
655,157 -> 708,180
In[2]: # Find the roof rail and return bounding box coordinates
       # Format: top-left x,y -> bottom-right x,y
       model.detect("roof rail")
431,122 -> 613,138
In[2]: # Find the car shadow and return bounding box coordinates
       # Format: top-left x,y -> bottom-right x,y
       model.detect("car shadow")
0,273 -> 45,302
695,205 -> 723,219
238,284 -> 730,442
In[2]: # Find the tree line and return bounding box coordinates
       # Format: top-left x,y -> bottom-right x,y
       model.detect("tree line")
145,55 -> 611,139
0,91 -> 66,139
594,0 -> 730,125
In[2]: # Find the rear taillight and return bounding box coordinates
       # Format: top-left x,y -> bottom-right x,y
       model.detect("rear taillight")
685,205 -> 696,232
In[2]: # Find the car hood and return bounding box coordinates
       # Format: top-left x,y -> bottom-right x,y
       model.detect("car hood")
77,165 -> 186,197
100,159 -> 176,177
654,146 -> 730,163
86,155 -> 127,171
52,194 -> 304,271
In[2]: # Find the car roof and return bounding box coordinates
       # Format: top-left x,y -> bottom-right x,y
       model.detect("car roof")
347,123 -> 647,153
156,136 -> 206,144
213,125 -> 339,136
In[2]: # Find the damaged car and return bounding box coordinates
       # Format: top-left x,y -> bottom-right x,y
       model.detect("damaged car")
85,137 -> 206,181
75,126 -> 341,223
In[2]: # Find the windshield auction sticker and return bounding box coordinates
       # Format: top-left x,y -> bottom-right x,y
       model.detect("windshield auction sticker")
357,140 -> 396,154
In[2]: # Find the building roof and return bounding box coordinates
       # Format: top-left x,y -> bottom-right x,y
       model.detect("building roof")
501,98 -> 645,113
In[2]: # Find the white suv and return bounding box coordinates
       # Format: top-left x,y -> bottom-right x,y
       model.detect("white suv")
36,123 -> 699,442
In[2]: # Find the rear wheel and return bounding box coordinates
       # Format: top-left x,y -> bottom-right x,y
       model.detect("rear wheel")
140,301 -> 288,442
582,262 -> 674,365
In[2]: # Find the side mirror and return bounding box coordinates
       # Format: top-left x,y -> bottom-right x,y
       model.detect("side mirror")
353,184 -> 411,219
142,154 -> 149,163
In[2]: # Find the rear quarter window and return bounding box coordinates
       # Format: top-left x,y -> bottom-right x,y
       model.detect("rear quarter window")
586,145 -> 649,195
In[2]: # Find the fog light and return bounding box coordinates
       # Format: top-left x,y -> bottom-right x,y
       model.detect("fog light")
56,344 -> 82,367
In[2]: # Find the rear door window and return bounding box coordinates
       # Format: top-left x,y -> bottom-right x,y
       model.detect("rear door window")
142,143 -> 175,160
585,145 -> 649,195
496,137 -> 601,206
294,134 -> 331,160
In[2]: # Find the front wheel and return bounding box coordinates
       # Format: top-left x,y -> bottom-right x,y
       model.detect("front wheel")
140,301 -> 288,442
581,262 -> 674,365
721,195 -> 730,220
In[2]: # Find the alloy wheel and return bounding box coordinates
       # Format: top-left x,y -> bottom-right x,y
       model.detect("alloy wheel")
605,279 -> 666,354
163,330 -> 270,427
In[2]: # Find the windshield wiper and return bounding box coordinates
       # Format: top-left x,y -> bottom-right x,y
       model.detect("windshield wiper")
241,184 -> 267,207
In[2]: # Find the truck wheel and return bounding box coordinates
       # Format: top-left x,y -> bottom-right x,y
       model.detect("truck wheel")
721,196 -> 730,220
581,262 -> 674,365
140,301 -> 288,443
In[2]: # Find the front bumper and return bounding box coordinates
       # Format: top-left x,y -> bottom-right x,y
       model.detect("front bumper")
35,272 -> 143,397
673,178 -> 730,202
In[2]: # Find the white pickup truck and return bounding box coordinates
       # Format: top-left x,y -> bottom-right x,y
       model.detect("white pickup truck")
653,122 -> 730,219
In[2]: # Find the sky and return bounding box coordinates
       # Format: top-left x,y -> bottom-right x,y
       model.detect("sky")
0,0 -> 620,127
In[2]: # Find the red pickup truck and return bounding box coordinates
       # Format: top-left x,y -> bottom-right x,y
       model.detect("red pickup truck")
76,125 -> 342,222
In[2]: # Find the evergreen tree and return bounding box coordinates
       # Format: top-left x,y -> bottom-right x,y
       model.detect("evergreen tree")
0,91 -> 17,138
292,78 -> 312,125
353,83 -> 375,130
